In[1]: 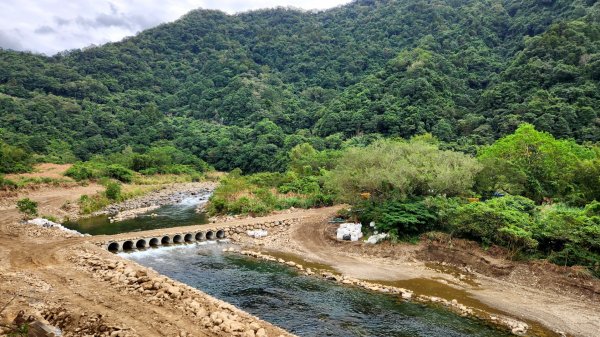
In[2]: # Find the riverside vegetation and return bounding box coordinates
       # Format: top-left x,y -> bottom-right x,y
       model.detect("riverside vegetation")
0,1 -> 599,277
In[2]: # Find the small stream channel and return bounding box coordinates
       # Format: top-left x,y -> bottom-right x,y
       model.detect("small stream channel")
124,244 -> 513,337
63,196 -> 209,235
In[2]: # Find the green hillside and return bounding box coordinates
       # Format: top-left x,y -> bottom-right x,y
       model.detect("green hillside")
1,0 -> 600,172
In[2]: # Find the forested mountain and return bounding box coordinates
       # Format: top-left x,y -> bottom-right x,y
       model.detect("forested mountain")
1,0 -> 599,172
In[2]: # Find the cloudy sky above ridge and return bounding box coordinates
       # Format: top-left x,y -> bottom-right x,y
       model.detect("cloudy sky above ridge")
0,0 -> 351,55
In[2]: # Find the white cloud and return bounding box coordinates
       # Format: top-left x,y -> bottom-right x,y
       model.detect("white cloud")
0,0 -> 351,55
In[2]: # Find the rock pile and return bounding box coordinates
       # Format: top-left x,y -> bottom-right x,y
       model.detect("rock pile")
247,229 -> 268,238
71,250 -> 293,337
490,316 -> 529,336
109,205 -> 160,222
41,306 -> 135,337
26,218 -> 84,237
226,219 -> 298,242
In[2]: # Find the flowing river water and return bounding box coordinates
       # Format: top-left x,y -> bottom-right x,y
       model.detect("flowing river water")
63,196 -> 209,235
123,244 -> 512,337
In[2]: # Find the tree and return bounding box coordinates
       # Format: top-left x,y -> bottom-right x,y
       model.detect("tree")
327,136 -> 481,202
476,124 -> 596,203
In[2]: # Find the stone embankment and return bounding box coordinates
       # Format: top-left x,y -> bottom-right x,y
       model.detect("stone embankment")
41,306 -> 134,337
71,248 -> 295,337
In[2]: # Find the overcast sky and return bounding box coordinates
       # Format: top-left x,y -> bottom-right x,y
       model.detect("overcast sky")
0,0 -> 351,55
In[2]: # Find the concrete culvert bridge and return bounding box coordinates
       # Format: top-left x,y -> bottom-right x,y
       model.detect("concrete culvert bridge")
195,232 -> 205,241
206,231 -> 214,240
216,230 -> 225,239
161,236 -> 171,244
173,234 -> 183,243
184,233 -> 194,242
149,238 -> 159,247
123,241 -> 134,250
108,242 -> 120,251
136,239 -> 147,249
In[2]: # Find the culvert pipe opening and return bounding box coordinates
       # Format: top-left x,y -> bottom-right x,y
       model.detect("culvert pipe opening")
149,238 -> 159,247
184,233 -> 194,242
173,234 -> 183,243
206,231 -> 214,240
123,241 -> 134,250
161,236 -> 171,244
136,239 -> 147,249
195,232 -> 204,241
107,242 -> 120,251
216,230 -> 225,239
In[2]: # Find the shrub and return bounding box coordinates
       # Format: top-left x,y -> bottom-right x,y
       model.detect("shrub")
16,198 -> 38,219
65,163 -> 94,181
449,195 -> 538,254
360,199 -> 438,239
106,164 -> 134,183
535,204 -> 600,275
105,181 -> 122,201
0,141 -> 33,173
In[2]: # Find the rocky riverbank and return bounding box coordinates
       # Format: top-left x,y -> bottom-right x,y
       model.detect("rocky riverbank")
97,182 -> 215,222
71,247 -> 293,337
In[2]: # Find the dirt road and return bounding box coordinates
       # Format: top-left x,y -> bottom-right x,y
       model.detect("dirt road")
257,209 -> 600,337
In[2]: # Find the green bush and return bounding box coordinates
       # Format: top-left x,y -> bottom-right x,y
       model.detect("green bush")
535,204 -> 600,275
16,198 -> 38,219
105,181 -> 122,201
0,141 -> 33,173
106,164 -> 134,183
65,163 -> 94,181
449,195 -> 538,254
360,199 -> 438,239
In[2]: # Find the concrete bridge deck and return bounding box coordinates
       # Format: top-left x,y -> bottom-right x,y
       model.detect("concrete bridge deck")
91,207 -> 327,252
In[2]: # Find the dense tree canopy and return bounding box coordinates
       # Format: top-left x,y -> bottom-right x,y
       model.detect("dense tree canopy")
1,0 -> 599,173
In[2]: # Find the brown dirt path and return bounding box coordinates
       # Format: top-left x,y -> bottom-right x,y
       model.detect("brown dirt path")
258,208 -> 600,337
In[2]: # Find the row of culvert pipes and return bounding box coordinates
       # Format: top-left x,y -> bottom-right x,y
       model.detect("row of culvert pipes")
106,229 -> 226,252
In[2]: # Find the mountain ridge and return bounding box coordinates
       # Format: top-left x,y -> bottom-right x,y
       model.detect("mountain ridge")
1,0 -> 599,172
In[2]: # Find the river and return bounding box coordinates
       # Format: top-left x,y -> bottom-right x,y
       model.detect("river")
124,244 -> 512,337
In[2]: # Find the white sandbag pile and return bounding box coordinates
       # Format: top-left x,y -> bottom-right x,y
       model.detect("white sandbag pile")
27,218 -> 84,237
336,223 -> 363,241
366,233 -> 389,244
247,229 -> 268,238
